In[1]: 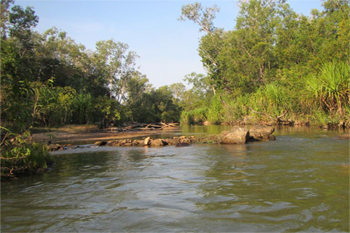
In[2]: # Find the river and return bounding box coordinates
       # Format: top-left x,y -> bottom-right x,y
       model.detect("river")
1,126 -> 349,232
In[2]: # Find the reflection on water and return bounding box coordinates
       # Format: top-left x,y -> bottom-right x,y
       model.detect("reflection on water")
1,127 -> 349,232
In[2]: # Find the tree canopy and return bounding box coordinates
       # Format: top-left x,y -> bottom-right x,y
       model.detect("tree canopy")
179,0 -> 350,127
1,0 -> 349,132
1,0 -> 184,132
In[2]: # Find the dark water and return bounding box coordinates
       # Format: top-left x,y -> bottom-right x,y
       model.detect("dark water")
1,126 -> 349,232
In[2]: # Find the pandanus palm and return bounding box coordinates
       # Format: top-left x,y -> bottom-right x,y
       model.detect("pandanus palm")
306,61 -> 350,116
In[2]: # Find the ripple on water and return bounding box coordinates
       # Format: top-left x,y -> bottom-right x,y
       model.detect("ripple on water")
1,129 -> 349,232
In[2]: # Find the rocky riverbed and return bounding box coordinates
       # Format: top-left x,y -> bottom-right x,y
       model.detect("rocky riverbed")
48,126 -> 276,151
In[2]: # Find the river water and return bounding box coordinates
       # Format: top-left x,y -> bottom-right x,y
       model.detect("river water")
1,126 -> 349,232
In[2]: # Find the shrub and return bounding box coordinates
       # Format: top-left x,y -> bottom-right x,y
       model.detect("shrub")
1,127 -> 53,179
306,61 -> 350,116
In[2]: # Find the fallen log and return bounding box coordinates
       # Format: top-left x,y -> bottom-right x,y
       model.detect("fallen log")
250,108 -> 293,125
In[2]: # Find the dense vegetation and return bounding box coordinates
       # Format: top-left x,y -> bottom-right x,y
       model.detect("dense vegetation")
1,0 -> 349,178
1,0 -> 182,177
1,126 -> 53,179
2,0 -> 349,134
179,0 -> 350,128
1,0 -> 182,134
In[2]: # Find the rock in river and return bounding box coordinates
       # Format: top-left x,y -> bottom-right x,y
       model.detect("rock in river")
94,141 -> 107,146
220,126 -> 249,144
249,125 -> 276,141
150,139 -> 168,147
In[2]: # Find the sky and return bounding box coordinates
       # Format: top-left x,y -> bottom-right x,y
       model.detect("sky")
17,0 -> 323,88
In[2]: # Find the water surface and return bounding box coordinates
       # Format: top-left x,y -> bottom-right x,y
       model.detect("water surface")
1,127 -> 349,232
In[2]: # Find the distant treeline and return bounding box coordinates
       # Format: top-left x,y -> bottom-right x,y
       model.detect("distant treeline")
1,0 -> 349,134
1,0 -> 183,132
179,0 -> 350,128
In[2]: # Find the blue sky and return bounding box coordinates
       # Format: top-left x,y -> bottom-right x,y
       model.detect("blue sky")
17,0 -> 323,88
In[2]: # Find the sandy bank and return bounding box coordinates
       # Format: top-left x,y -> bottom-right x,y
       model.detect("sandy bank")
32,129 -> 179,144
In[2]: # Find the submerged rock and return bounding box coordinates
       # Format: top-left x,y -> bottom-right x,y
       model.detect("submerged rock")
335,134 -> 350,140
176,142 -> 190,147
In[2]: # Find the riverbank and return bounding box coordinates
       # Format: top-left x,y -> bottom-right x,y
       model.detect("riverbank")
3,125 -> 349,180
31,124 -> 181,144
32,130 -> 163,144
3,128 -> 164,180
31,124 -> 350,145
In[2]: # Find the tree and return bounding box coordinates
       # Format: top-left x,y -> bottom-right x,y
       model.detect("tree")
93,39 -> 139,102
179,0 -> 350,126
151,86 -> 182,123
0,0 -> 14,39
169,82 -> 186,103
233,0 -> 280,87
8,4 -> 38,48
1,1 -> 40,131
37,27 -> 89,91
179,2 -> 224,95
126,73 -> 150,106
178,2 -> 219,34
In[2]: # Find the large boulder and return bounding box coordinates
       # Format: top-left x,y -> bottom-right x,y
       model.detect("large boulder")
249,126 -> 275,141
220,126 -> 249,144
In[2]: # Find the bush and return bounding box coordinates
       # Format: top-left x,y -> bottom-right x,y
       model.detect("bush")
180,107 -> 208,125
1,128 -> 53,179
207,95 -> 223,124
306,61 -> 350,116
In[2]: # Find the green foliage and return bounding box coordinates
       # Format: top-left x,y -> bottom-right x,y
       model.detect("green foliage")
206,95 -> 223,124
31,82 -> 76,127
222,95 -> 249,123
0,127 -> 53,177
179,0 -> 350,127
251,83 -> 291,116
180,106 -> 208,125
306,61 -> 350,116
94,39 -> 139,101
71,93 -> 94,124
3,0 -> 349,131
178,2 -> 220,34
94,96 -> 121,127
129,86 -> 181,123
1,0 -> 184,133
